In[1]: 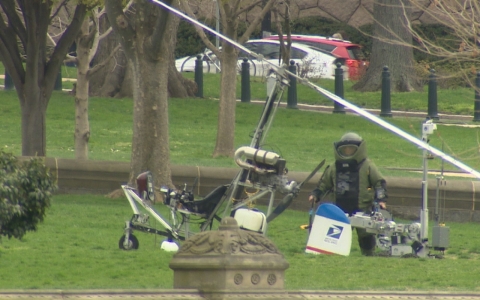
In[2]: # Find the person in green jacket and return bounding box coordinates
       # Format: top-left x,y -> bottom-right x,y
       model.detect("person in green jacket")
308,132 -> 387,256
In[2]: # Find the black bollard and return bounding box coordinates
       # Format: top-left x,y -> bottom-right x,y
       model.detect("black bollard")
380,66 -> 392,117
195,55 -> 204,98
333,63 -> 346,114
54,69 -> 63,91
474,72 -> 480,122
427,69 -> 439,120
4,71 -> 14,90
241,58 -> 251,103
287,60 -> 298,109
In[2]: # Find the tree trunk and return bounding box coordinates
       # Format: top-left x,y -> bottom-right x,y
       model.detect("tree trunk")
167,14 -> 197,98
0,2 -> 87,157
21,94 -> 47,156
213,42 -> 238,158
181,0 -> 277,158
353,0 -> 421,92
105,0 -> 174,188
90,7 -> 195,99
74,19 -> 92,160
129,56 -> 172,187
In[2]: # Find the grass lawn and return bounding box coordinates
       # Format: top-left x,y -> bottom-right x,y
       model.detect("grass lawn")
1,195 -> 480,291
2,71 -> 480,292
2,89 -> 480,177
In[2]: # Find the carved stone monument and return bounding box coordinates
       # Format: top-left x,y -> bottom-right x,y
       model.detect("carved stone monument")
169,217 -> 289,292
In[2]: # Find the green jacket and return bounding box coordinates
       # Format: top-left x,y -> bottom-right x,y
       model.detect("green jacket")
312,139 -> 387,213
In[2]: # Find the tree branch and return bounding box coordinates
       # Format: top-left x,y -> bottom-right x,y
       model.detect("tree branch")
149,0 -> 174,55
105,0 -> 136,58
0,10 -> 25,79
178,0 -> 220,57
0,0 -> 27,47
49,0 -> 68,22
234,0 -> 263,17
239,0 -> 277,44
88,44 -> 122,77
46,4 -> 88,84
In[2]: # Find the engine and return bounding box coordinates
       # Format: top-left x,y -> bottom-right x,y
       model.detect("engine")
234,146 -> 296,194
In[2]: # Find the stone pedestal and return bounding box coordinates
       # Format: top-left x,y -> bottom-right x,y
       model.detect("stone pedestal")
169,217 -> 289,293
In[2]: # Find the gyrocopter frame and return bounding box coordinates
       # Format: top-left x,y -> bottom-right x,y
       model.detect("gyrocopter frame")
119,0 -> 480,255
119,56 -> 325,251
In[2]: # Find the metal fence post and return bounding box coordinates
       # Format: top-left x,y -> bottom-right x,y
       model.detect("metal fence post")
287,60 -> 297,109
241,58 -> 251,103
333,63 -> 345,114
54,69 -> 62,91
380,66 -> 392,117
195,55 -> 204,98
4,71 -> 14,90
474,72 -> 480,122
427,69 -> 439,120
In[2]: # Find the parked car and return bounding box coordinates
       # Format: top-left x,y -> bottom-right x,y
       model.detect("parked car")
263,34 -> 368,80
175,39 -> 348,80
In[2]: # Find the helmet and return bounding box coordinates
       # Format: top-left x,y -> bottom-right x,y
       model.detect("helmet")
334,132 -> 364,159
339,132 -> 362,143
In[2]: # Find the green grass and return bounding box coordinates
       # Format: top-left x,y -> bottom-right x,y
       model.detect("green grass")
2,88 -> 480,177
0,195 -> 479,291
2,71 -> 480,292
183,72 -> 479,115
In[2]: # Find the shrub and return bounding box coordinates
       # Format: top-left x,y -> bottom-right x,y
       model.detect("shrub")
0,152 -> 57,239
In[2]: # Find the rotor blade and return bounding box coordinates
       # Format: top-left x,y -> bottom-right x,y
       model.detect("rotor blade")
297,159 -> 326,189
266,193 -> 295,223
267,160 -> 326,223
190,177 -> 198,194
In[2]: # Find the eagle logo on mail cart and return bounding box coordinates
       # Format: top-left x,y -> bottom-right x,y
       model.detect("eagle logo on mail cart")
326,225 -> 343,239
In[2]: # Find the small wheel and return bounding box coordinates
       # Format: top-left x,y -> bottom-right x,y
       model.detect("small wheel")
118,234 -> 139,250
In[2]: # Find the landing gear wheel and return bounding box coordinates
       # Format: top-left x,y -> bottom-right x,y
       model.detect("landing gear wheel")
118,234 -> 139,250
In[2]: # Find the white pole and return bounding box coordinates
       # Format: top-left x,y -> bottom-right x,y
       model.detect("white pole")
214,0 -> 220,73
421,128 -> 429,241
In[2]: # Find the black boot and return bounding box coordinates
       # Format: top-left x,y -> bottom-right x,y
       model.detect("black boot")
359,235 -> 376,256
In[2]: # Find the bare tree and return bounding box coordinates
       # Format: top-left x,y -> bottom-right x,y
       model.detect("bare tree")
72,6 -> 127,160
353,0 -> 422,92
44,4 -> 133,160
271,0 -> 292,64
181,0 -> 278,158
90,3 -> 196,99
407,0 -> 480,86
0,0 -> 88,157
105,0 -> 177,188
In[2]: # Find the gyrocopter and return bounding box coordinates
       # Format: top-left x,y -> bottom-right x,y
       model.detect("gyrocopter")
118,68 -> 326,251
119,0 -> 480,256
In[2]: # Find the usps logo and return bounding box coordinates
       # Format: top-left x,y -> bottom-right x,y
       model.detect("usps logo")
327,225 -> 343,239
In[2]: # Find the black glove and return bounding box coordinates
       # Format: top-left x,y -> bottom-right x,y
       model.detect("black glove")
310,188 -> 324,203
374,187 -> 386,202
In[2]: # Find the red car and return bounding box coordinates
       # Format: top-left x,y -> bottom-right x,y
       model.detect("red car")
263,35 -> 368,80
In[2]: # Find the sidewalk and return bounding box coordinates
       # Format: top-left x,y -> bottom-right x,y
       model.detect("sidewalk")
248,99 -> 479,125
